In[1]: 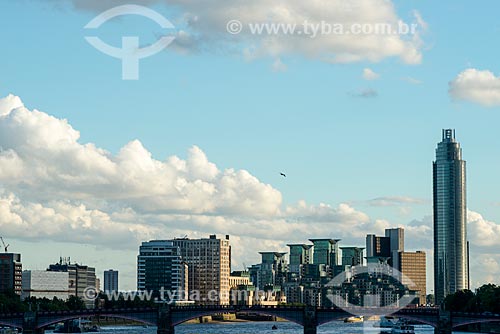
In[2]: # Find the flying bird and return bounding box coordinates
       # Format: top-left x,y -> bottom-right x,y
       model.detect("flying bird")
280,172 -> 286,178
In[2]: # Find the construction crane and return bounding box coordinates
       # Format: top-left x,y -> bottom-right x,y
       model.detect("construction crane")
0,237 -> 9,252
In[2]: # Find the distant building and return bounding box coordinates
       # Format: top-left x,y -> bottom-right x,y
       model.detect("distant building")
229,271 -> 254,306
104,270 -> 118,293
385,228 -> 405,254
309,239 -> 341,267
229,271 -> 251,288
433,129 -> 469,304
172,235 -> 231,305
366,234 -> 391,258
366,228 -> 404,267
287,244 -> 312,275
47,258 -> 97,308
0,253 -> 22,295
341,247 -> 364,266
257,252 -> 287,289
395,251 -> 427,305
324,264 -> 416,308
22,270 -> 69,300
137,240 -> 187,301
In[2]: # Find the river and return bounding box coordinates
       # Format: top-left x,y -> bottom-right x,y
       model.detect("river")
92,322 -> 477,334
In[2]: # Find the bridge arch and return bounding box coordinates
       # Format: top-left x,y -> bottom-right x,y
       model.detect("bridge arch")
37,314 -> 156,329
171,308 -> 304,327
393,315 -> 438,328
452,319 -> 500,329
317,314 -> 437,328
0,320 -> 22,329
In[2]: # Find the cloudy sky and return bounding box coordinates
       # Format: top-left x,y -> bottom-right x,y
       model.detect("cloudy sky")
1,1 -> 500,291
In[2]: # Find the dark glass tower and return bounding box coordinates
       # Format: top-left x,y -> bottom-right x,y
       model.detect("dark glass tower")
433,129 -> 469,304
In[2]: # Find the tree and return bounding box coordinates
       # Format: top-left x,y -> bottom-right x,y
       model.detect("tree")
66,295 -> 86,310
444,290 -> 476,312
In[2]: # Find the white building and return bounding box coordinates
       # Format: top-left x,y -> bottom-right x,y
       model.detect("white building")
22,270 -> 69,300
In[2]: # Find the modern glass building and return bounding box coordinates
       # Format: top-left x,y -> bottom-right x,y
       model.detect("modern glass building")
104,269 -> 119,293
287,244 -> 312,274
309,239 -> 341,266
433,129 -> 469,304
137,240 -> 186,300
0,253 -> 22,295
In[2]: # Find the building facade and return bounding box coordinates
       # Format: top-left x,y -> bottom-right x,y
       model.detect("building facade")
172,235 -> 231,305
366,234 -> 391,258
433,129 -> 469,304
340,247 -> 364,266
137,240 -> 186,301
309,239 -> 340,267
22,270 -> 69,300
287,244 -> 312,275
257,252 -> 288,289
104,269 -> 118,293
385,228 -> 405,255
0,253 -> 22,295
47,258 -> 97,308
395,251 -> 427,305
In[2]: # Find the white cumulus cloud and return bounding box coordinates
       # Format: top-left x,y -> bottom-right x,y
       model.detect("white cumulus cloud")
0,94 -> 380,269
449,69 -> 500,107
52,0 -> 426,65
363,68 -> 380,81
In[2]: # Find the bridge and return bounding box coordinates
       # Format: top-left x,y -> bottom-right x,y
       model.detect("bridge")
0,305 -> 499,334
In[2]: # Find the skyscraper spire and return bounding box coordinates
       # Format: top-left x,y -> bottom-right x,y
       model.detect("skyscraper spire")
433,129 -> 469,304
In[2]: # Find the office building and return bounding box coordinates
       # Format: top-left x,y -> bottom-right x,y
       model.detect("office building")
0,253 -> 22,295
287,244 -> 312,275
257,252 -> 287,289
395,251 -> 427,305
341,247 -> 364,266
172,235 -> 231,305
104,270 -> 118,293
366,234 -> 391,258
137,241 -> 187,301
309,239 -> 340,266
366,228 -> 404,267
47,258 -> 96,308
229,271 -> 251,288
433,129 -> 469,304
385,228 -> 405,254
22,270 -> 69,300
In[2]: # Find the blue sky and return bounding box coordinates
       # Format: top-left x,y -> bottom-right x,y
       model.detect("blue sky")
1,0 -> 500,291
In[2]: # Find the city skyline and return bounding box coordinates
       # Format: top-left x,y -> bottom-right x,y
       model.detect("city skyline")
1,1 -> 500,293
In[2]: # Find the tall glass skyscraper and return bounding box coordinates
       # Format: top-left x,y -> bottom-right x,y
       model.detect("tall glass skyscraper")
433,129 -> 469,304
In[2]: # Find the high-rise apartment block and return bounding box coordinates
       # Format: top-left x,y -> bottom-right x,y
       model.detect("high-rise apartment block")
137,240 -> 187,301
104,269 -> 119,293
366,234 -> 391,258
433,129 -> 469,304
0,253 -> 22,295
395,251 -> 427,305
258,252 -> 287,289
287,244 -> 312,275
340,247 -> 364,266
172,235 -> 231,305
309,239 -> 340,266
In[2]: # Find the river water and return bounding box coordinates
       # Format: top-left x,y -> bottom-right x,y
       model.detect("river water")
93,322 -> 476,334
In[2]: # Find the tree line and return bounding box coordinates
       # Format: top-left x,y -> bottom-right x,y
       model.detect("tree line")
444,284 -> 500,313
0,290 -> 155,313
